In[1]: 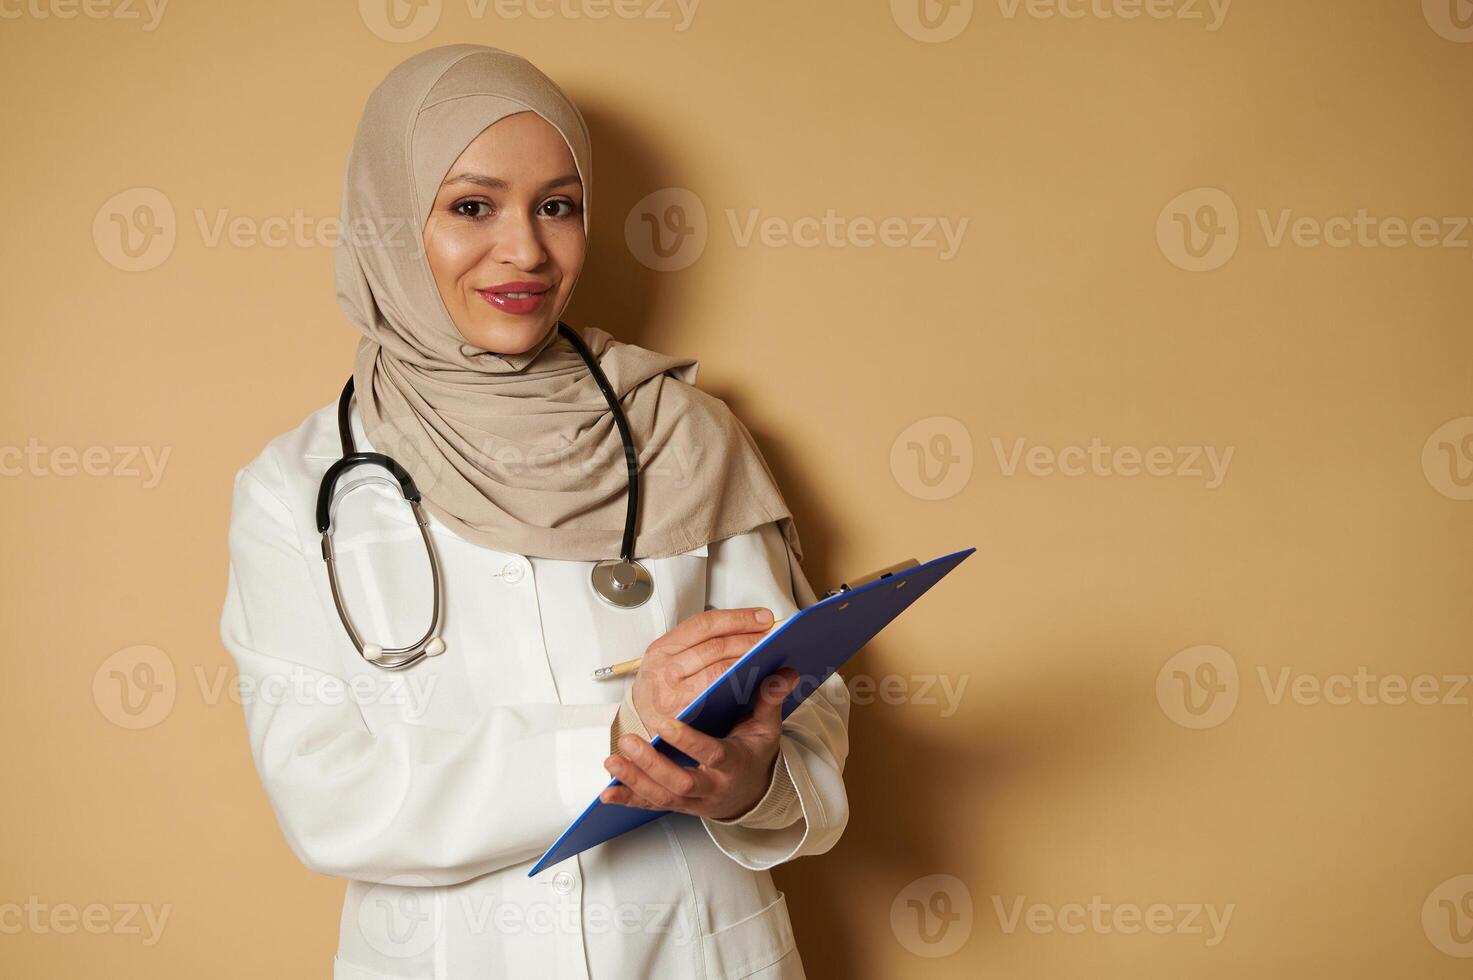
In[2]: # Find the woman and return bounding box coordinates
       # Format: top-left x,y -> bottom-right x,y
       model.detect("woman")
219,44 -> 850,979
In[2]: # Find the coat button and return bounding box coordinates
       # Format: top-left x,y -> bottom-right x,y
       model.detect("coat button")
552,871 -> 576,894
499,560 -> 525,584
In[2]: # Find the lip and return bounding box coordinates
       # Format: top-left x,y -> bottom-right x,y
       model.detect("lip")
475,280 -> 552,316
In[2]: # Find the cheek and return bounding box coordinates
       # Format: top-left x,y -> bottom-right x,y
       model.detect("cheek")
424,227 -> 488,295
548,227 -> 588,280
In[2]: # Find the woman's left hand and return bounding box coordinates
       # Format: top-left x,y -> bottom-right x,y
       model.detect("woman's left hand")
600,668 -> 800,821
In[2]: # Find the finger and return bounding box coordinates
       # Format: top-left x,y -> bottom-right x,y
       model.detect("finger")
654,717 -> 728,770
752,668 -> 800,731
667,630 -> 770,681
616,734 -> 712,797
604,755 -> 695,812
606,738 -> 708,805
648,607 -> 774,659
599,784 -> 666,810
667,632 -> 764,681
603,753 -> 683,810
683,654 -> 747,693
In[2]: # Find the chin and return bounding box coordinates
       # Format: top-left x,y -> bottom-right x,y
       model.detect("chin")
461,317 -> 556,355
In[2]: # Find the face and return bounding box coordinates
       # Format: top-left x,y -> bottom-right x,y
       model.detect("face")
422,111 -> 586,354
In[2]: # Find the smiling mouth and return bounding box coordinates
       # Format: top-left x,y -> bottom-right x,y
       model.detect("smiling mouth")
475,283 -> 553,315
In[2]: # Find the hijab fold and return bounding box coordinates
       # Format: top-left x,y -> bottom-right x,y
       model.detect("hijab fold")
334,44 -> 809,582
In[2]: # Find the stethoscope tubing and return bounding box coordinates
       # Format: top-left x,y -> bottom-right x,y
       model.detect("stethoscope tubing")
316,320 -> 648,669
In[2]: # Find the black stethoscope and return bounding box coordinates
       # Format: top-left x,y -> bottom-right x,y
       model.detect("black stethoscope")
315,320 -> 653,670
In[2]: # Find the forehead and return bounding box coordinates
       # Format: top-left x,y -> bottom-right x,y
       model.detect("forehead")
443,111 -> 578,175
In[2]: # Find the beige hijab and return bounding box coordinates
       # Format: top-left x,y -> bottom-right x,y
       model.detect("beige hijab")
334,44 -> 809,585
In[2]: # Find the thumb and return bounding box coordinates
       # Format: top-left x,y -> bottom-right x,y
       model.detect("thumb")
752,667 -> 799,731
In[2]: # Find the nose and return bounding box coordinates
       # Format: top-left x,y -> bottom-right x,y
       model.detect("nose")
491,206 -> 548,271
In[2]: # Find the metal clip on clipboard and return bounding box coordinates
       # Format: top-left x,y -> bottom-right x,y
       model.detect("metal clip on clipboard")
821,558 -> 921,599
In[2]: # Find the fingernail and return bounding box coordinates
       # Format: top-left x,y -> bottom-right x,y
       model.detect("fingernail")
755,608 -> 773,624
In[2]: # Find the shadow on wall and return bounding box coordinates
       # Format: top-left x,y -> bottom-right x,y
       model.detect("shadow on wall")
561,99 -> 705,352
566,96 -> 844,576
559,94 -> 1149,979
773,644 -> 1139,978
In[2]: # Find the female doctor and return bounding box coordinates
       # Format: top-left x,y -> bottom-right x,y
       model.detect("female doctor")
219,44 -> 850,980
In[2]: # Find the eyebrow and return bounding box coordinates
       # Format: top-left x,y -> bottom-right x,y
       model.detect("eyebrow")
441,171 -> 582,191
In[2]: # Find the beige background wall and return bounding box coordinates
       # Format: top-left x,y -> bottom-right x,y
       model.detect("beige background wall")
2,0 -> 1470,976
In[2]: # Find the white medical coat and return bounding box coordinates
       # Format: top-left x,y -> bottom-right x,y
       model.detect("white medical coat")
218,398 -> 852,979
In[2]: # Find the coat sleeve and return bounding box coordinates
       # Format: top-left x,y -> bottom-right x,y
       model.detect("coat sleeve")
219,461 -> 619,886
698,521 -> 853,871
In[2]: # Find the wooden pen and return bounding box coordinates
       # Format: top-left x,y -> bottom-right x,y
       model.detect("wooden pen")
591,615 -> 787,681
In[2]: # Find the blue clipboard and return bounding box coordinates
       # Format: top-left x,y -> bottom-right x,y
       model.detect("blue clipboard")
528,545 -> 976,876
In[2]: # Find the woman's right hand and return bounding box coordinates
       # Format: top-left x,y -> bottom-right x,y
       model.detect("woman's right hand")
629,606 -> 777,735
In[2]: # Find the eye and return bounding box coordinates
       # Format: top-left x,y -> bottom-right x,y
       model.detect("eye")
451,198 -> 492,219
540,198 -> 580,219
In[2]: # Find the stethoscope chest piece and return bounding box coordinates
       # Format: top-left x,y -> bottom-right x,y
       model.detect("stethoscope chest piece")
590,558 -> 653,609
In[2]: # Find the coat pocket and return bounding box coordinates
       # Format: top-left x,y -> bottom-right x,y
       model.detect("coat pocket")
650,541 -> 711,633
702,890 -> 799,979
